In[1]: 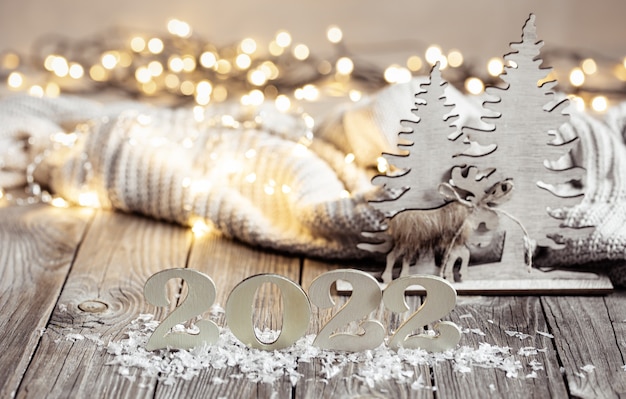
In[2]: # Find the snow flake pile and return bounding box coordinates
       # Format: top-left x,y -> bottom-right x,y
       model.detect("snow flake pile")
44,313 -> 574,388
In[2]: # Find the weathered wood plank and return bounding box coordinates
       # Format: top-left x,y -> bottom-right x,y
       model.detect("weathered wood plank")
153,231 -> 302,399
16,210 -> 192,398
296,259 -> 434,399
604,291 -> 626,397
0,204 -> 93,399
543,295 -> 626,399
434,296 -> 568,399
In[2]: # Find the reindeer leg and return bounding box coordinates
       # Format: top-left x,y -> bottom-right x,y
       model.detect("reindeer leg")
400,255 -> 412,278
456,245 -> 471,282
442,244 -> 469,282
382,249 -> 398,284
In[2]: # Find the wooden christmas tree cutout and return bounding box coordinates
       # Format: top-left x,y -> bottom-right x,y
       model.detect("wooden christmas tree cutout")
353,14 -> 612,294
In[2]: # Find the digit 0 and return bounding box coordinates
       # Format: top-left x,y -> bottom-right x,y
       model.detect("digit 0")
225,274 -> 311,350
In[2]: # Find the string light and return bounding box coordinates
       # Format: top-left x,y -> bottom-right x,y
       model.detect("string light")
591,95 -> 608,112
0,19 -> 622,113
569,68 -> 585,87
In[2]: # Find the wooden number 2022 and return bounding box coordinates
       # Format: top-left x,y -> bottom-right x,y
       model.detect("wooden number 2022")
143,268 -> 460,352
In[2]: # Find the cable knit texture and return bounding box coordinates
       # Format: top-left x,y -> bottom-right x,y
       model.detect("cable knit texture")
1,84 -> 626,285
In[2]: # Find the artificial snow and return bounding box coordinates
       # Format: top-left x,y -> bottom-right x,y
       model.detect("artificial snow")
52,313 -> 560,388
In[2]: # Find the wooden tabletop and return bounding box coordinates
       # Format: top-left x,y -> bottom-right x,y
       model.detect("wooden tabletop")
1,203 -> 625,399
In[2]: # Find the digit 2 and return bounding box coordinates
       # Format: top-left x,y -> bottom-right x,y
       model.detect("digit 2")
143,268 -> 219,351
383,275 -> 461,352
309,269 -> 385,351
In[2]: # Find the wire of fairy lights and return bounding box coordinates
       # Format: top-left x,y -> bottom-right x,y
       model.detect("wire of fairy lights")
1,19 -> 625,113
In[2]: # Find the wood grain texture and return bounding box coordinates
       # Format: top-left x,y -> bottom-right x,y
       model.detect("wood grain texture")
0,205 -> 92,399
542,295 -> 626,399
434,296 -> 568,399
153,230 -> 301,399
16,210 -> 192,399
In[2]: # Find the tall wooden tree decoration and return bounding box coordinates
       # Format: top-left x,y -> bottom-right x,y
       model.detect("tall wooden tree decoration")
463,14 -> 589,264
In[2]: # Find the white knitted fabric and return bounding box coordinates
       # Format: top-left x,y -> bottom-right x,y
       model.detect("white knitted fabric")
1,83 -> 626,285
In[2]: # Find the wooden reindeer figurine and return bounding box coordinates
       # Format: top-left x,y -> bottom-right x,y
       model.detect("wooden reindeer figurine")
376,166 -> 513,284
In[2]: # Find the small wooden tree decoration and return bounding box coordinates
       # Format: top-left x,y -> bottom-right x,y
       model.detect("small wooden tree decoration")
370,62 -> 468,215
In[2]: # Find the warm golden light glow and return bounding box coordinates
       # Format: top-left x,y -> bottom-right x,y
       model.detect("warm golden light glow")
384,65 -> 411,84
275,95 -> 291,112
148,60 -> 164,76
101,52 -> 119,69
236,54 -> 252,70
240,38 -> 257,55
180,80 -> 195,95
425,45 -> 442,65
465,77 -> 484,95
68,63 -> 84,79
487,58 -> 504,77
147,38 -> 164,54
336,57 -> 354,75
29,85 -> 44,97
275,31 -> 292,48
326,26 -> 343,43
406,55 -> 423,72
89,65 -> 107,81
569,68 -> 585,87
581,58 -> 597,75
135,66 -> 152,83
568,95 -> 585,112
248,69 -> 267,86
293,44 -> 310,61
200,51 -> 217,68
447,50 -> 464,68
591,95 -> 608,112
167,19 -> 192,38
349,89 -> 362,102
1,52 -> 20,69
130,36 -> 146,52
7,71 -> 24,88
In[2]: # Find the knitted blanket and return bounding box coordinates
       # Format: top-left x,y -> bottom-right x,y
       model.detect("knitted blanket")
1,82 -> 625,285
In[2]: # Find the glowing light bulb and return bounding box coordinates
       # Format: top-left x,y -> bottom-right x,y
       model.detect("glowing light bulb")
147,38 -> 164,54
425,45 -> 442,65
236,54 -> 251,69
569,68 -> 585,87
147,60 -> 163,77
89,65 -> 107,81
191,219 -> 212,237
447,50 -> 464,68
135,66 -> 152,83
344,153 -> 355,164
591,96 -> 608,112
292,44 -> 310,61
275,95 -> 291,112
326,26 -> 343,43
101,52 -> 119,69
248,69 -> 267,86
29,85 -> 44,97
336,57 -> 354,75
406,55 -> 423,72
200,51 -> 217,68
7,71 -> 24,88
275,31 -> 292,48
69,63 -> 84,79
487,58 -> 504,77
167,19 -> 192,38
130,36 -> 146,52
465,77 -> 484,95
568,95 -> 585,112
240,38 -> 257,54
168,56 -> 184,73
50,197 -> 69,208
51,56 -> 69,77
349,89 -> 362,102
78,192 -> 100,208
581,58 -> 597,75
384,64 -> 411,84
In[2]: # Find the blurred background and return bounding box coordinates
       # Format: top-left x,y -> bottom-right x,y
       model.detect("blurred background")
1,0 -> 625,111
